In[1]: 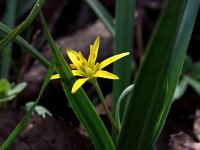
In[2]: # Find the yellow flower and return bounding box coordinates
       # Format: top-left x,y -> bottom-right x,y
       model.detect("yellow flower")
51,36 -> 129,93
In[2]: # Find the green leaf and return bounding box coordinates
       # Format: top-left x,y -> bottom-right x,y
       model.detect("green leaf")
152,1 -> 200,145
182,55 -> 193,73
191,63 -> 200,82
0,82 -> 27,105
25,101 -> 53,118
7,82 -> 27,96
40,12 -> 115,150
112,0 -> 135,124
17,0 -> 38,18
0,95 -> 16,104
173,77 -> 188,100
1,0 -> 17,78
0,22 -> 50,68
0,60 -> 55,149
0,0 -> 45,50
186,76 -> 200,95
0,80 -> 26,105
0,79 -> 10,94
85,0 -> 115,36
117,0 -> 200,150
115,84 -> 134,129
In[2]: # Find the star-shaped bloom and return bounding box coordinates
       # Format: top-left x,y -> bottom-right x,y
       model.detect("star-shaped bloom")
51,36 -> 129,93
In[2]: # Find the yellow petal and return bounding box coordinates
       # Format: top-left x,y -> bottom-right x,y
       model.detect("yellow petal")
92,36 -> 100,61
99,52 -> 130,70
66,48 -> 80,65
51,74 -> 60,79
71,78 -> 90,93
93,62 -> 100,72
88,36 -> 100,68
72,70 -> 85,77
66,48 -> 86,73
93,70 -> 119,79
78,52 -> 88,67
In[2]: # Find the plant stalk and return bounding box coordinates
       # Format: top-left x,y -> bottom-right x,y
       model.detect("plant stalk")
92,80 -> 119,132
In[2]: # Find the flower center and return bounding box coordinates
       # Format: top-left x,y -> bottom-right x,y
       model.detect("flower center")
85,67 -> 93,77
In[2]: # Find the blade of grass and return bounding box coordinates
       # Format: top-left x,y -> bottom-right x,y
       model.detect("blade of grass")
1,0 -> 17,78
40,11 -> 115,150
85,0 -> 115,36
117,0 -> 199,149
115,84 -> 134,129
17,0 -> 38,18
0,60 -> 55,150
0,0 -> 45,51
113,0 -> 135,130
0,22 -> 50,68
151,0 -> 200,144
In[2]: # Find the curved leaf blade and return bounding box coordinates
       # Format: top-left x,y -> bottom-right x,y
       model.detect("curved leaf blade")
0,22 -> 50,68
117,0 -> 199,149
0,0 -> 45,50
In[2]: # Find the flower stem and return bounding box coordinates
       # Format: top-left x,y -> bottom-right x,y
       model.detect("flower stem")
92,80 -> 119,132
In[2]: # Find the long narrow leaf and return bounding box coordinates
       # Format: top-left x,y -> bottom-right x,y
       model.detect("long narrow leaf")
0,0 -> 45,50
151,0 -> 200,144
0,22 -> 50,68
0,60 -> 55,149
1,0 -> 17,78
113,0 -> 135,127
117,0 -> 199,149
115,84 -> 134,129
17,0 -> 38,18
40,12 -> 115,150
85,0 -> 115,36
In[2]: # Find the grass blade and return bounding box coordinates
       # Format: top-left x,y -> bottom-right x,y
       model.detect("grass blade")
151,0 -> 200,144
0,0 -> 45,50
1,0 -> 17,78
113,0 -> 135,126
0,22 -> 50,68
0,60 -> 56,149
85,0 -> 115,36
40,11 -> 115,150
115,84 -> 134,129
17,0 -> 38,18
117,0 -> 199,149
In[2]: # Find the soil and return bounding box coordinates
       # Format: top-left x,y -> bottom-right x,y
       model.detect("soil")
0,106 -> 93,150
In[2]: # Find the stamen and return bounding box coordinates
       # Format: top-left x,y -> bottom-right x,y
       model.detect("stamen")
70,64 -> 76,69
86,67 -> 93,77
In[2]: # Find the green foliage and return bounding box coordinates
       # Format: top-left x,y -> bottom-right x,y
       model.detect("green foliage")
0,60 -> 56,150
85,0 -> 115,36
0,22 -> 50,68
0,0 -> 45,50
113,0 -> 135,126
117,0 -> 199,149
17,0 -> 38,18
0,0 -> 39,78
1,0 -> 17,78
115,84 -> 134,129
25,101 -> 53,118
0,79 -> 26,105
174,55 -> 200,100
0,0 -> 199,149
0,79 -> 10,93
